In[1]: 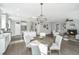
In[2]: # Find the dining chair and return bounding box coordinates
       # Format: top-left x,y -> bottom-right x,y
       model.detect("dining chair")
38,43 -> 48,55
30,42 -> 41,55
29,31 -> 36,40
53,31 -> 59,37
40,33 -> 46,38
24,34 -> 31,48
50,35 -> 63,54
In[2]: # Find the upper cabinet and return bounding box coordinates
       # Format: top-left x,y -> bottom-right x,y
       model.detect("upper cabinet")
0,12 -> 11,32
1,14 -> 7,29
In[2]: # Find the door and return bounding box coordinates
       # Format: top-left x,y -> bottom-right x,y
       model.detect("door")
15,22 -> 21,36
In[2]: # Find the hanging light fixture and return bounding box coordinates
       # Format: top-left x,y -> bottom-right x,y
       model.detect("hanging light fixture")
37,3 -> 47,24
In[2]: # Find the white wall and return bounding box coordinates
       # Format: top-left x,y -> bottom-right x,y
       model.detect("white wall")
11,20 -> 15,36
9,4 -> 79,35
65,11 -> 79,33
74,19 -> 79,33
10,20 -> 79,36
27,21 -> 65,35
51,22 -> 64,33
36,24 -> 41,35
43,22 -> 51,34
34,22 -> 52,35
0,9 -> 1,29
27,22 -> 32,31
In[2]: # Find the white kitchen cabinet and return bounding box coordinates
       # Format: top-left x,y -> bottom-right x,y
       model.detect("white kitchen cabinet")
0,38 -> 5,55
1,14 -> 7,29
0,33 -> 11,55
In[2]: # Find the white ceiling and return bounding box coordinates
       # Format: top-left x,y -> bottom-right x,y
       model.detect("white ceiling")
0,3 -> 79,22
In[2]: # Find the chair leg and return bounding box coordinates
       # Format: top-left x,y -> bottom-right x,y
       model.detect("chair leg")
50,50 -> 52,55
58,50 -> 60,55
49,50 -> 51,55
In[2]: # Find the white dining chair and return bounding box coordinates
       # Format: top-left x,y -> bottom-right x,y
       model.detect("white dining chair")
30,42 -> 41,55
24,34 -> 31,48
31,31 -> 36,37
29,31 -> 36,40
53,31 -> 59,37
50,35 -> 63,54
40,33 -> 46,38
38,43 -> 48,55
76,34 -> 79,40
